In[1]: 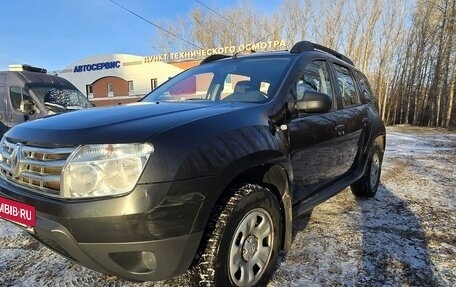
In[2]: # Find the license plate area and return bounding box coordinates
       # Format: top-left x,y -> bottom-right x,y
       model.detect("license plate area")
0,196 -> 36,227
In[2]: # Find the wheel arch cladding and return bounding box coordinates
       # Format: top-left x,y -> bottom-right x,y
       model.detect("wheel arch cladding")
197,163 -> 293,255
375,134 -> 386,153
188,183 -> 284,286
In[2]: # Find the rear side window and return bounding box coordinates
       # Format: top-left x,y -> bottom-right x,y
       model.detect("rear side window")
333,64 -> 360,107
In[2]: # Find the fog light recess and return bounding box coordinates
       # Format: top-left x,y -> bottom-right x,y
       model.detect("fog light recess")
142,251 -> 156,271
109,251 -> 157,273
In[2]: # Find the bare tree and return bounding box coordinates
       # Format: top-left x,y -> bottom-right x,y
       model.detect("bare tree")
320,0 -> 348,50
373,0 -> 408,123
191,9 -> 217,49
152,0 -> 455,129
279,0 -> 312,45
386,0 -> 455,128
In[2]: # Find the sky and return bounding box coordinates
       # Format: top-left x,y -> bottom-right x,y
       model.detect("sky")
0,0 -> 281,72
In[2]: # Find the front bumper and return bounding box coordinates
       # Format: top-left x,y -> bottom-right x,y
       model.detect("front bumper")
32,216 -> 202,281
0,177 -> 217,281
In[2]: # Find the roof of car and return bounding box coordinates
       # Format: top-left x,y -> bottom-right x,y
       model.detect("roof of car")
200,41 -> 355,67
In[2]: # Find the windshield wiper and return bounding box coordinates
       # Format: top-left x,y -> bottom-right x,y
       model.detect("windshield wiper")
181,98 -> 210,101
66,106 -> 85,111
44,102 -> 67,111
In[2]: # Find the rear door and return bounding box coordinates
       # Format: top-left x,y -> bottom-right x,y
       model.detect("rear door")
328,62 -> 368,174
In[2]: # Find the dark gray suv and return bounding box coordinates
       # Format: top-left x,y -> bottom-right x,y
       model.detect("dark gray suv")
0,41 -> 385,286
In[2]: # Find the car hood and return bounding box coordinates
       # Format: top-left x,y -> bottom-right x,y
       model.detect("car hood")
5,102 -> 251,145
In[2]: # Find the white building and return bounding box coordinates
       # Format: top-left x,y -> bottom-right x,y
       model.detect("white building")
58,54 -> 188,106
57,41 -> 287,106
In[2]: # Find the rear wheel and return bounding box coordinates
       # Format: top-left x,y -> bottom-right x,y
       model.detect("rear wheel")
351,145 -> 383,197
189,184 -> 282,287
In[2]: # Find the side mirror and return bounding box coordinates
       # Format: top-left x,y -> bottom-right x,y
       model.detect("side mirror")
19,100 -> 36,115
294,90 -> 332,113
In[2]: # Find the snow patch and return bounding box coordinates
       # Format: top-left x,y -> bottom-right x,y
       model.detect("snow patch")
0,125 -> 455,286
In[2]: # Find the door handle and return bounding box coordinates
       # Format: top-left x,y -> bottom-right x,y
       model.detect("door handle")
335,125 -> 345,136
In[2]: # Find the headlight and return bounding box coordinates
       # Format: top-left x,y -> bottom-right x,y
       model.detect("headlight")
61,143 -> 153,198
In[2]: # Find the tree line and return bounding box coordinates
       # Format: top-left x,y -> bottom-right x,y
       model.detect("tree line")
156,0 -> 456,129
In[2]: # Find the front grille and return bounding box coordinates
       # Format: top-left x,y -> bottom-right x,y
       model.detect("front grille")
0,137 -> 74,196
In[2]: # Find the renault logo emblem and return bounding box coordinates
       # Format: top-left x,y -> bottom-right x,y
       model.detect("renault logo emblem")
10,143 -> 25,177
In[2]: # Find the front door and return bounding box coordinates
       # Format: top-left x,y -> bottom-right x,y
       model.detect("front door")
6,86 -> 41,127
288,60 -> 343,203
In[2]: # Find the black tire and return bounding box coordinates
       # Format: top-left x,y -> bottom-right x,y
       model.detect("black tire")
351,145 -> 383,197
189,184 -> 283,287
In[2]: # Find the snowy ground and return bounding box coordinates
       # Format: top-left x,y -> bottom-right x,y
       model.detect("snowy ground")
0,125 -> 455,286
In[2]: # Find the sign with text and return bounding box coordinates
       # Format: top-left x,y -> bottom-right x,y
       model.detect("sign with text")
145,40 -> 287,63
0,196 -> 36,227
73,61 -> 121,73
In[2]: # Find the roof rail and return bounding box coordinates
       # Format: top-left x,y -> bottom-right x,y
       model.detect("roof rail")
290,41 -> 354,66
200,54 -> 230,65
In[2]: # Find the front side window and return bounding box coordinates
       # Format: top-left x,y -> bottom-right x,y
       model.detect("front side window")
296,60 -> 332,100
9,86 -> 34,113
142,57 -> 292,103
333,64 -> 359,107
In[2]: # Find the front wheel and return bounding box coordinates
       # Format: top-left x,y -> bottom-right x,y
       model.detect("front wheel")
189,184 -> 283,287
351,145 -> 383,197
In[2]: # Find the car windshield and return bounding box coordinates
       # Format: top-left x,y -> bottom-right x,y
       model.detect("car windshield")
142,56 -> 292,103
31,86 -> 93,112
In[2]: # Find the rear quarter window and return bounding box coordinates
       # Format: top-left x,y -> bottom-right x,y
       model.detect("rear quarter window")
354,70 -> 377,107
